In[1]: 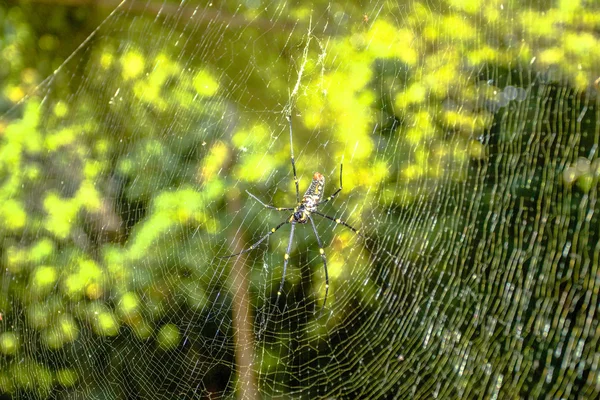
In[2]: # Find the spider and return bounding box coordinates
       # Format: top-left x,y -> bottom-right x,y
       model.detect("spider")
219,115 -> 362,310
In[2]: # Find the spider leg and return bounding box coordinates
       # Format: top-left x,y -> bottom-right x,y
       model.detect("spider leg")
312,211 -> 362,237
277,221 -> 296,299
246,190 -> 294,211
308,216 -> 329,310
317,161 -> 343,206
287,115 -> 300,203
218,218 -> 291,259
314,211 -> 400,264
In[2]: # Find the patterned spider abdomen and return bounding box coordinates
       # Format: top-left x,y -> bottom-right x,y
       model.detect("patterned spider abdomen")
302,172 -> 325,212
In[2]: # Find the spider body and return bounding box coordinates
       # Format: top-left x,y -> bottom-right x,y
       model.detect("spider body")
291,172 -> 325,223
220,116 -> 362,311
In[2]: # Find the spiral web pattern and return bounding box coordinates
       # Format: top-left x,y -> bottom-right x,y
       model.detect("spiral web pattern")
1,0 -> 599,399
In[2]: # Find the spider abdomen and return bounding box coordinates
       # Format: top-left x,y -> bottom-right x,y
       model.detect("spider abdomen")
301,172 -> 325,213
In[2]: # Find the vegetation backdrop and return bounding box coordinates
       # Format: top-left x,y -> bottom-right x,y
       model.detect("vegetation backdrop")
1,0 -> 599,398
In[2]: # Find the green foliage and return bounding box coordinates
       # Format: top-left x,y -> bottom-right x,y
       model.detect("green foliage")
0,0 -> 599,398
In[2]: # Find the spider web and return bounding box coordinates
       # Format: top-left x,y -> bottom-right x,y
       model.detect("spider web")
1,0 -> 599,399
